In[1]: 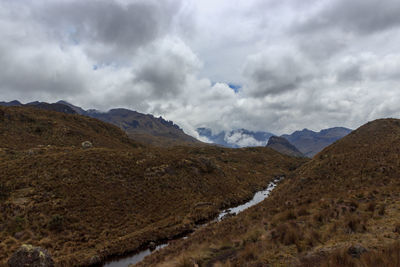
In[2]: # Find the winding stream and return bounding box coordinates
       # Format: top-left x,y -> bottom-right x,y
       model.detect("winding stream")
103,176 -> 283,267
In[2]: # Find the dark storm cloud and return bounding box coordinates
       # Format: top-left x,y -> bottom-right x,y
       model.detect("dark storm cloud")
337,64 -> 363,83
133,51 -> 189,98
295,0 -> 400,35
2,0 -> 400,138
243,48 -> 315,97
36,0 -> 181,61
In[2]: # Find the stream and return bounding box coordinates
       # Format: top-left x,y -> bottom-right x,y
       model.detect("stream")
103,176 -> 283,267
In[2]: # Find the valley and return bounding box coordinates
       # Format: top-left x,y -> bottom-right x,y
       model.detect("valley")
136,118 -> 400,266
0,106 -> 306,266
2,1 -> 400,266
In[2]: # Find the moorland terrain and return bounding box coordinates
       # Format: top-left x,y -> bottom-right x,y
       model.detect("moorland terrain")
0,100 -> 200,147
137,118 -> 400,266
0,106 -> 306,266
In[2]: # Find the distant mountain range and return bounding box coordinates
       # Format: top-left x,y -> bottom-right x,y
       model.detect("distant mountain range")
196,128 -> 274,148
282,127 -> 352,157
0,100 -> 200,146
197,126 -> 352,157
0,100 -> 352,153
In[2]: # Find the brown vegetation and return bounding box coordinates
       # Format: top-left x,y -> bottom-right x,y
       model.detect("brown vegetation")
137,118 -> 400,266
0,106 -> 307,265
0,106 -> 137,150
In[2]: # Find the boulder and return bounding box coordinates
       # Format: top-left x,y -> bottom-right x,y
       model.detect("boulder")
8,244 -> 54,267
81,141 -> 93,149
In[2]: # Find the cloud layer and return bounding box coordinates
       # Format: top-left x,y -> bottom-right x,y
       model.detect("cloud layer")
2,0 -> 400,137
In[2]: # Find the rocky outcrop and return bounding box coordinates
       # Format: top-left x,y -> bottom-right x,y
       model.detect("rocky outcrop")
8,244 -> 54,267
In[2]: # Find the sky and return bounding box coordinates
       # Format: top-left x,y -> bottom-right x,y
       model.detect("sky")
2,0 -> 400,138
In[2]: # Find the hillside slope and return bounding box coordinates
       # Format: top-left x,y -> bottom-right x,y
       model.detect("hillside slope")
87,108 -> 200,147
0,106 -> 307,266
0,100 -> 201,147
138,118 -> 400,266
282,127 -> 352,157
266,136 -> 304,157
0,106 -> 136,149
58,101 -> 200,146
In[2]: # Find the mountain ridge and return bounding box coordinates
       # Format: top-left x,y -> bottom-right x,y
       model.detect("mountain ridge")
197,126 -> 352,156
281,126 -> 352,157
266,136 -> 304,157
0,100 -> 200,147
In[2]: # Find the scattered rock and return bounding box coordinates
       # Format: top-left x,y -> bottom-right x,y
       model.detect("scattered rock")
347,245 -> 367,258
81,141 -> 93,149
8,244 -> 54,267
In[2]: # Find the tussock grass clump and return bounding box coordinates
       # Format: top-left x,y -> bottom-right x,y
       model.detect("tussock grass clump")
177,257 -> 195,267
343,214 -> 367,234
270,222 -> 303,247
239,243 -> 258,261
297,207 -> 310,217
299,242 -> 400,267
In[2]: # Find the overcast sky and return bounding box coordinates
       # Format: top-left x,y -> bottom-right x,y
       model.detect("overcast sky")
2,0 -> 400,137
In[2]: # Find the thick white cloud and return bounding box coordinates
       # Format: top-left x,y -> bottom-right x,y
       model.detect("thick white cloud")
1,0 -> 400,138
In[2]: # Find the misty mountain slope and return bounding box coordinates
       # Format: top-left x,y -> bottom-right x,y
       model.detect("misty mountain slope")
197,126 -> 351,156
281,127 -> 352,157
0,100 -> 23,107
137,118 -> 400,267
87,108 -> 200,146
57,100 -> 201,147
0,106 -> 307,265
266,136 -> 304,157
197,127 -> 274,148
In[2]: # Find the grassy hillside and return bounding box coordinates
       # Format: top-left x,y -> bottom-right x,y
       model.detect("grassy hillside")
0,101 -> 202,147
282,127 -> 352,157
0,106 -> 307,266
138,118 -> 400,266
72,105 -> 201,147
0,106 -> 137,150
